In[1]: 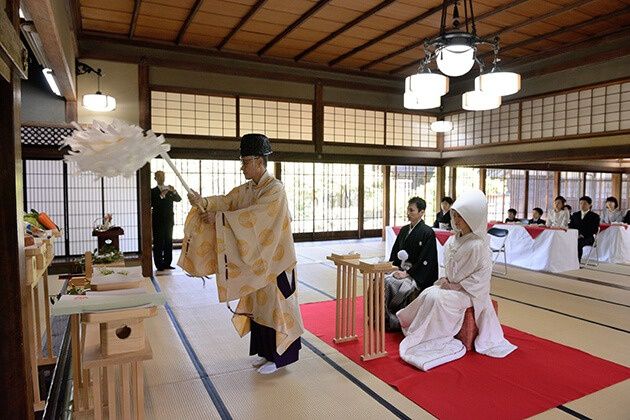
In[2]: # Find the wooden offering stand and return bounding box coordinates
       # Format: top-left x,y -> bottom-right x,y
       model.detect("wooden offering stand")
68,252 -> 156,419
327,253 -> 395,361
24,235 -> 57,411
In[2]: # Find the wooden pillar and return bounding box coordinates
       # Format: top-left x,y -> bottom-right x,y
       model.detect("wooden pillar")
0,0 -> 34,416
612,173 -> 622,201
138,62 -> 152,277
65,99 -> 77,122
382,166 -> 390,237
274,161 -> 281,181
450,167 -> 457,200
313,81 -> 323,155
358,165 -> 364,239
436,166 -> 445,205
524,171 -> 530,217
479,168 -> 486,194
553,171 -> 561,198
582,172 -> 588,197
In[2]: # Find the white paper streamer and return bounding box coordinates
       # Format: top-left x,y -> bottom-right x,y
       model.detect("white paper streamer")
61,120 -> 171,178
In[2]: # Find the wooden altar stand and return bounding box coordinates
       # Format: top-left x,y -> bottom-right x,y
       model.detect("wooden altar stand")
327,253 -> 395,361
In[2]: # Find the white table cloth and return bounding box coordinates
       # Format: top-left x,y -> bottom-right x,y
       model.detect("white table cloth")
585,225 -> 630,264
385,224 -> 580,273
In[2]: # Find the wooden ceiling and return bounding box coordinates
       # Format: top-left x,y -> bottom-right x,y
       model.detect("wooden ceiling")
76,0 -> 630,78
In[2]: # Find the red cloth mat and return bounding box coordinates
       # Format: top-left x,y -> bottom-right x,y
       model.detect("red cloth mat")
599,223 -> 628,231
523,225 -> 548,239
301,299 -> 630,420
434,230 -> 453,246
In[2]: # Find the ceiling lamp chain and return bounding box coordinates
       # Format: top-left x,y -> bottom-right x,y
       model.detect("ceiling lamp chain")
404,0 -> 521,119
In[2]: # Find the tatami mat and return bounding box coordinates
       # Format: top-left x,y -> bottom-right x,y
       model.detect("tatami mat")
135,239 -> 629,419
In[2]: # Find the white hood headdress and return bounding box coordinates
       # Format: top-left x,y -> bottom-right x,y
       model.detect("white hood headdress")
450,190 -> 488,239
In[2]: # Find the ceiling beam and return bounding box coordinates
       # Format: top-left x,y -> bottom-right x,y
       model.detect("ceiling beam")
494,6 -> 630,56
388,0 -> 603,75
485,0 -> 595,41
217,0 -> 267,50
443,141 -> 630,166
129,0 -> 141,39
361,0 -> 530,71
328,0 -> 456,67
294,0 -> 395,62
79,30 -> 401,82
176,0 -> 205,45
257,0 -> 332,56
22,0 -> 76,99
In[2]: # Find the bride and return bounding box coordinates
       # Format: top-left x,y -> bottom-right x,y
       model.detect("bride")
396,190 -> 517,371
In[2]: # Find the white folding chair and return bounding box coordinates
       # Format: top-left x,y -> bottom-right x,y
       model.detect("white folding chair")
582,227 -> 600,267
488,227 -> 509,275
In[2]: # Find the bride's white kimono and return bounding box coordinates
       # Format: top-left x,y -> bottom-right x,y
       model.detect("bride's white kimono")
396,190 -> 517,371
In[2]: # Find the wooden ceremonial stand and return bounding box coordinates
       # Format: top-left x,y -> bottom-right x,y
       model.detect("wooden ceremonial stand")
327,253 -> 395,361
69,253 -> 155,419
24,235 -> 57,411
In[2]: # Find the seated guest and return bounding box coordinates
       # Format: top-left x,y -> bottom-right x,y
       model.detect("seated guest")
624,210 -> 630,225
504,208 -> 518,223
528,208 -> 546,225
433,196 -> 454,230
386,197 -> 438,332
601,196 -> 623,223
569,196 -> 601,262
397,190 -> 517,371
546,196 -> 570,228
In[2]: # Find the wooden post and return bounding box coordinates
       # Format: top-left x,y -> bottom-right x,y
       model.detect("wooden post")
554,171 -> 561,198
450,167 -> 457,200
436,166 -> 445,206
358,165 -> 364,238
358,260 -> 394,361
479,168 -> 487,194
327,253 -> 360,343
524,171 -> 530,217
612,173 -> 622,202
0,0 -> 34,415
138,62 -> 153,277
382,165 -> 390,238
313,81 -> 324,155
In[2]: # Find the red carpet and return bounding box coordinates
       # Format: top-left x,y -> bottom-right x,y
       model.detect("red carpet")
301,299 -> 630,419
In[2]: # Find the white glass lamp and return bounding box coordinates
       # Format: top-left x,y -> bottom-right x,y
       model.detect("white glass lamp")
404,92 -> 441,110
436,44 -> 475,77
430,120 -> 454,132
462,90 -> 501,111
476,71 -> 521,96
82,93 -> 117,112
406,72 -> 449,97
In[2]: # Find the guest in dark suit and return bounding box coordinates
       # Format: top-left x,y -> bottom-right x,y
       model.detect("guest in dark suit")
433,196 -> 454,230
385,197 -> 439,331
624,210 -> 630,224
151,170 -> 181,271
569,196 -> 601,262
505,208 -> 518,223
528,207 -> 546,225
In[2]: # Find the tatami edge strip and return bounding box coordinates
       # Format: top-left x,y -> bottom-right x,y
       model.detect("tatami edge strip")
150,276 -> 233,420
298,280 -> 335,300
490,293 -> 630,334
302,338 -> 412,420
582,267 -> 630,277
511,265 -> 630,291
557,404 -> 593,420
492,274 -> 630,308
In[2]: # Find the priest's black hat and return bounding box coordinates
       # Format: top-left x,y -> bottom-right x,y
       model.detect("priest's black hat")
240,133 -> 273,157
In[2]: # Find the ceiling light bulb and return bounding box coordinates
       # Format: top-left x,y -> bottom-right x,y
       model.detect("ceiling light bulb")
436,45 -> 475,77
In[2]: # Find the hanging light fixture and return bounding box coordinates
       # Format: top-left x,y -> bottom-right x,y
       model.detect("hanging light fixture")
430,120 -> 454,132
404,92 -> 441,110
77,61 -> 117,112
403,0 -> 520,111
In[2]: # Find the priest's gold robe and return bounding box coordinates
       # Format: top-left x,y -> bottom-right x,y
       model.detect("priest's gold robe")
178,171 -> 303,355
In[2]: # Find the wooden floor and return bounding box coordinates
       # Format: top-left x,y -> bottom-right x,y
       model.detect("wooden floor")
86,238 -> 630,419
